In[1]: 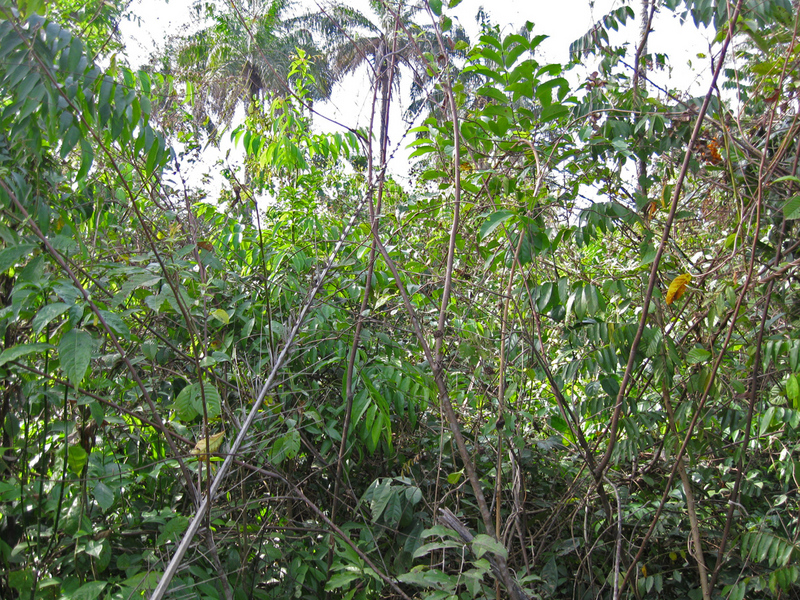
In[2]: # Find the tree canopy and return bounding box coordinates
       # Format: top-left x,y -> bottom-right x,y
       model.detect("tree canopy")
0,0 -> 799,599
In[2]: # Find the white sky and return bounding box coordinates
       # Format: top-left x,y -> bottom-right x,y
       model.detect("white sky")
120,0 -> 714,186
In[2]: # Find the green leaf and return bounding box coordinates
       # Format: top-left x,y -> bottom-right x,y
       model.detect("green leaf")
479,210 -> 514,240
541,556 -> 559,595
760,406 -> 776,436
429,0 -> 442,16
77,139 -> 94,181
67,444 -> 88,475
786,374 -> 799,402
541,104 -> 569,122
782,195 -> 800,220
0,244 -> 37,273
174,382 -> 221,422
191,383 -> 221,420
325,572 -> 361,591
412,540 -> 464,559
383,492 -> 402,527
61,126 -> 81,158
157,516 -> 189,545
471,534 -> 508,559
0,342 -> 52,367
98,310 -> 130,339
370,479 -> 393,522
686,348 -> 712,364
59,329 -> 93,385
67,580 -> 106,600
270,430 -> 300,464
92,481 -> 114,511
447,471 -> 462,485
32,302 -> 70,335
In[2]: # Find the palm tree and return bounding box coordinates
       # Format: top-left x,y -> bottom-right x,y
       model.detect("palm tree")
168,0 -> 332,130
302,0 -> 467,161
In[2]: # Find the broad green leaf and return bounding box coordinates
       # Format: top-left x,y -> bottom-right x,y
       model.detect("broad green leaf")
59,329 -> 93,385
412,540 -> 464,559
760,406 -> 776,436
156,516 -> 189,545
67,581 -> 106,600
370,479 -> 393,522
32,302 -> 70,335
686,348 -> 712,364
0,244 -> 37,273
92,482 -> 114,511
471,534 -> 508,559
782,195 -> 800,220
77,139 -> 93,181
541,104 -> 569,122
67,444 -> 88,474
479,210 -> 514,241
447,471 -> 462,485
191,383 -> 221,420
98,310 -> 130,339
0,342 -> 52,367
325,573 -> 361,591
541,556 -> 559,595
173,382 -> 221,422
786,375 -> 799,402
270,430 -> 300,464
382,491 -> 402,527
174,383 -> 199,421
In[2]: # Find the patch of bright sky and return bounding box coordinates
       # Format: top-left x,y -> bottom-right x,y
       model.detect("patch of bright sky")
120,0 -> 714,190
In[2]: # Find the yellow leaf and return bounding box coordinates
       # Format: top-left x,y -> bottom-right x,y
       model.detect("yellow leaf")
666,273 -> 692,305
191,431 -> 225,456
211,309 -> 230,325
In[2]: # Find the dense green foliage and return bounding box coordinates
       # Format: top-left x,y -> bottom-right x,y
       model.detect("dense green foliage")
1,0 -> 799,599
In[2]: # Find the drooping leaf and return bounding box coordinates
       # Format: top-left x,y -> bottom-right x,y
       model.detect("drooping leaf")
59,329 -> 93,385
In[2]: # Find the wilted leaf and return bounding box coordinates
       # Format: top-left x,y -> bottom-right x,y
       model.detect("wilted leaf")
190,431 -> 225,457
